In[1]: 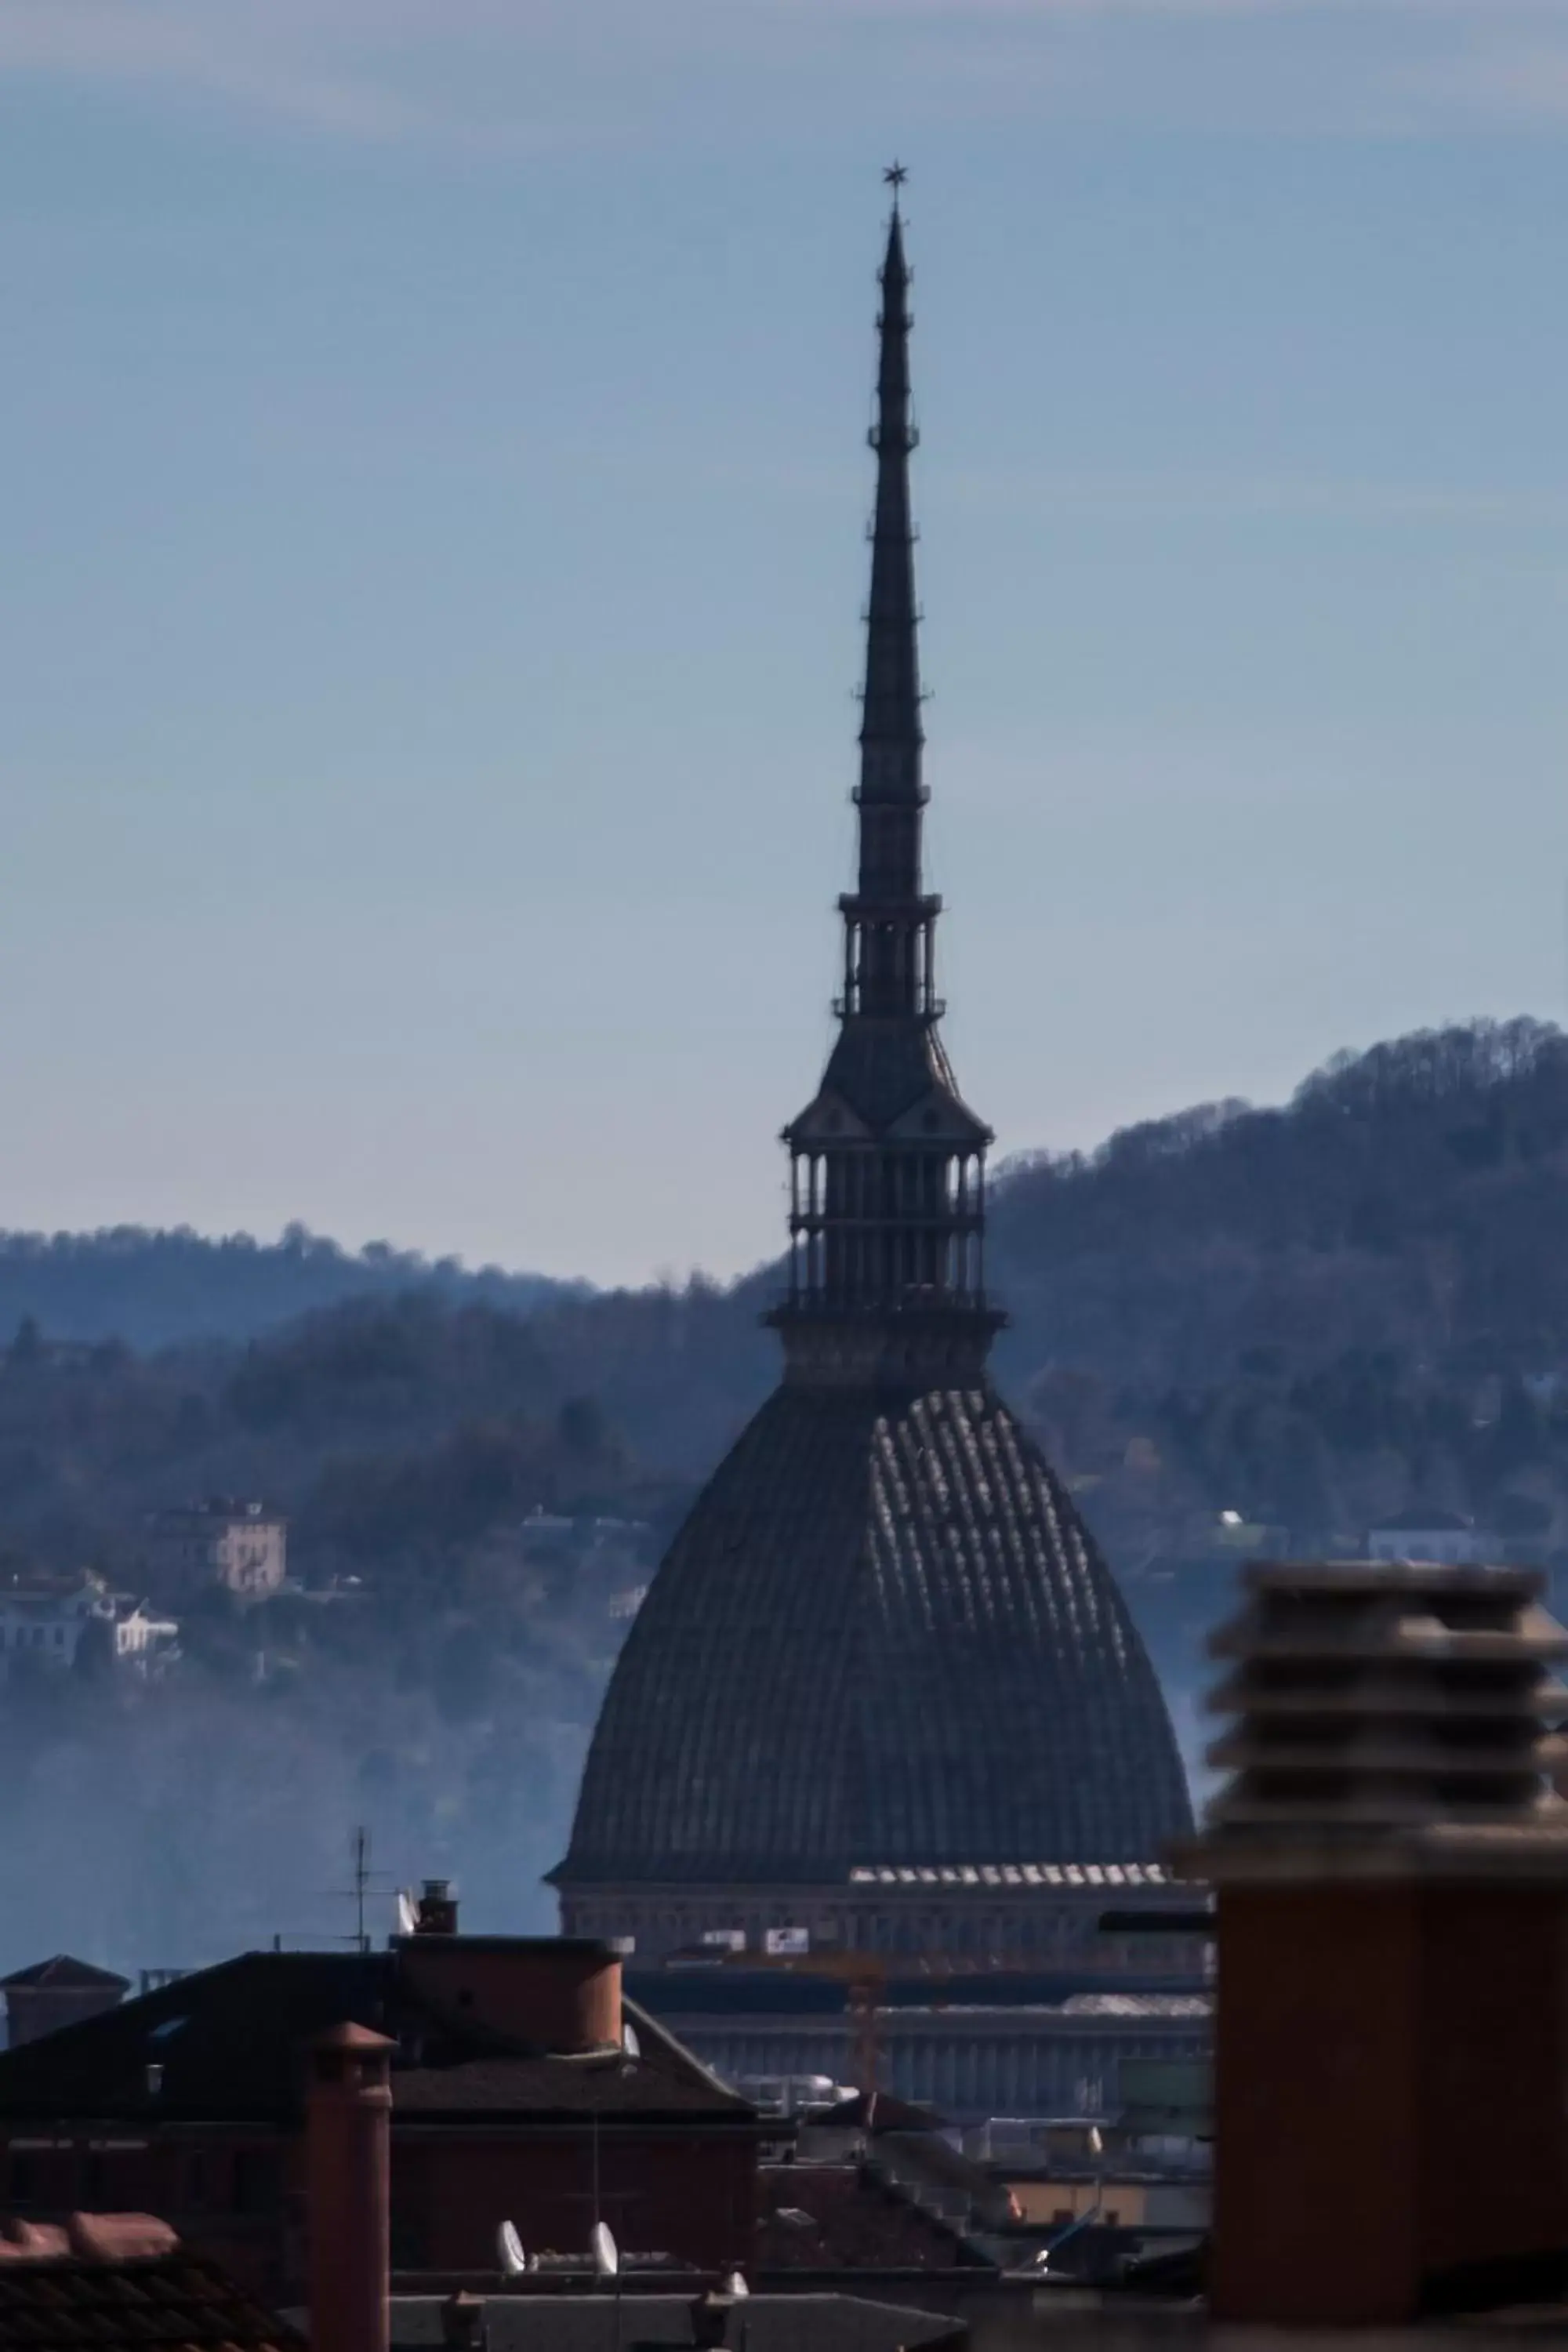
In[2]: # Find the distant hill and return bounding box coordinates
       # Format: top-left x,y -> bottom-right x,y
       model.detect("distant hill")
5,1014 -> 1568,1973
5,1014 -> 1568,1581
989,1012 -> 1568,1393
0,1225 -> 583,1351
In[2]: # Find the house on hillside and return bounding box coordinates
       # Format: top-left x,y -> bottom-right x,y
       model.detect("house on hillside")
143,1500 -> 286,1601
0,1572 -> 176,1680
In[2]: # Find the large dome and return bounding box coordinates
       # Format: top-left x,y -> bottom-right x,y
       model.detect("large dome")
556,196 -> 1192,1918
557,1380 -> 1192,1886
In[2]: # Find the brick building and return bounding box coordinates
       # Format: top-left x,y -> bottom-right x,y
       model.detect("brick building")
0,1922 -> 760,2300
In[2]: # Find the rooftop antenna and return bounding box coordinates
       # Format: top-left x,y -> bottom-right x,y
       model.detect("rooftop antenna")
352,1827 -> 371,1952
319,1826 -> 399,1954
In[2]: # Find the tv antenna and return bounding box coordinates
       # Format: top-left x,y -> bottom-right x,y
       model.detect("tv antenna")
324,1827 -> 398,1954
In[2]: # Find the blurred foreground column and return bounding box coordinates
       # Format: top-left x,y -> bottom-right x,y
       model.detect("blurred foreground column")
1175,1561 -> 1568,2325
307,2022 -> 394,2352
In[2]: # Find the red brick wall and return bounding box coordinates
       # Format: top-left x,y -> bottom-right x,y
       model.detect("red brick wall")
1415,1883 -> 1568,2288
1212,1882 -> 1568,2324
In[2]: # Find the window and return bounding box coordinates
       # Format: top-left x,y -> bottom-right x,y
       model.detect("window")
81,2151 -> 107,2206
8,2153 -> 34,2205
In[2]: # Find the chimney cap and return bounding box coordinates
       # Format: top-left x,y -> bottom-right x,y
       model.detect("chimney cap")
312,2021 -> 396,2054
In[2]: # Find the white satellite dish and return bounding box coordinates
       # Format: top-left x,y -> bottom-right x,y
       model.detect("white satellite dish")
724,2271 -> 750,2299
622,2021 -> 641,2060
497,2220 -> 527,2277
395,1889 -> 419,1936
592,2221 -> 619,2278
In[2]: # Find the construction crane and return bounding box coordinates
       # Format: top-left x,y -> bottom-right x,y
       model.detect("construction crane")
701,1945 -> 983,2093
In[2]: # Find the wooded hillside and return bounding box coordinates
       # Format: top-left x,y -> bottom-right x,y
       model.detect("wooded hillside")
6,1015 -> 1568,1973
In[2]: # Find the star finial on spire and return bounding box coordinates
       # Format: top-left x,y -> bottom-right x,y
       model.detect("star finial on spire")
884,161 -> 908,194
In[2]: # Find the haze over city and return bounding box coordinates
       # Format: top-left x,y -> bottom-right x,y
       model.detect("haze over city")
6,3 -> 1568,1283
8,17 -> 1568,2328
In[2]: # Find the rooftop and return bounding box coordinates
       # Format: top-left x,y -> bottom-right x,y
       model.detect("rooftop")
756,2165 -> 989,2276
0,1950 -> 750,2129
0,1958 -> 129,1994
0,2212 -> 302,2352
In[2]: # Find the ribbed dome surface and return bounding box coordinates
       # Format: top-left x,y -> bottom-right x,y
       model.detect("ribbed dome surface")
560,1381 -> 1192,1886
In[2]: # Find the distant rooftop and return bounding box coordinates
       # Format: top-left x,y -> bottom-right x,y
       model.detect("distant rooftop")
0,1955 -> 130,1994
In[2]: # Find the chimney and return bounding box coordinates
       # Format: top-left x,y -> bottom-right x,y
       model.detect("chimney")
413,1880 -> 459,1936
307,2022 -> 394,2352
1175,1560 -> 1568,2324
395,1935 -> 622,2055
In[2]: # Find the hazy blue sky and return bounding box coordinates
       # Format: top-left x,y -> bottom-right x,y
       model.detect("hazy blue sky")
7,2 -> 1568,1284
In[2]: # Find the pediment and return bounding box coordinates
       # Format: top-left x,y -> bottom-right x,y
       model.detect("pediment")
885,1087 -> 991,1147
784,1088 -> 873,1145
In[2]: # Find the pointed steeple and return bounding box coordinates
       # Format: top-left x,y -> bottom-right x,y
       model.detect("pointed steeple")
857,182 -> 924,903
771,174 -> 1002,1385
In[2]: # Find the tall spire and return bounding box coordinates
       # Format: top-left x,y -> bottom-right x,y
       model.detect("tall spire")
771,175 -> 1001,1385
856,170 -> 924,923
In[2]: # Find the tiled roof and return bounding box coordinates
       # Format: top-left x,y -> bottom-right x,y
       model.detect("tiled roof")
390,2048 -> 747,2118
0,1955 -> 746,2128
0,2216 -> 301,2352
0,1958 -> 129,1993
561,1384 -> 1190,1886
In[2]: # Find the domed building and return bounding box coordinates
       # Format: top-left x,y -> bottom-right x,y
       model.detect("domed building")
552,185 -> 1192,2005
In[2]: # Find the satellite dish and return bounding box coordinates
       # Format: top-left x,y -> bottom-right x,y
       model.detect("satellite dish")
592,2221 -> 619,2278
724,2271 -> 750,2299
622,2021 -> 641,2060
497,2220 -> 527,2278
396,1889 -> 419,1936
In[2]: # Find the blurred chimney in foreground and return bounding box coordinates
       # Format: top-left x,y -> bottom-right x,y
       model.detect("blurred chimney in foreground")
1176,1561 -> 1568,2325
307,2023 -> 393,2352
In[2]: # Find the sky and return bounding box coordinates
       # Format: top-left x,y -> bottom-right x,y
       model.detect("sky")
6,2 -> 1568,1285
